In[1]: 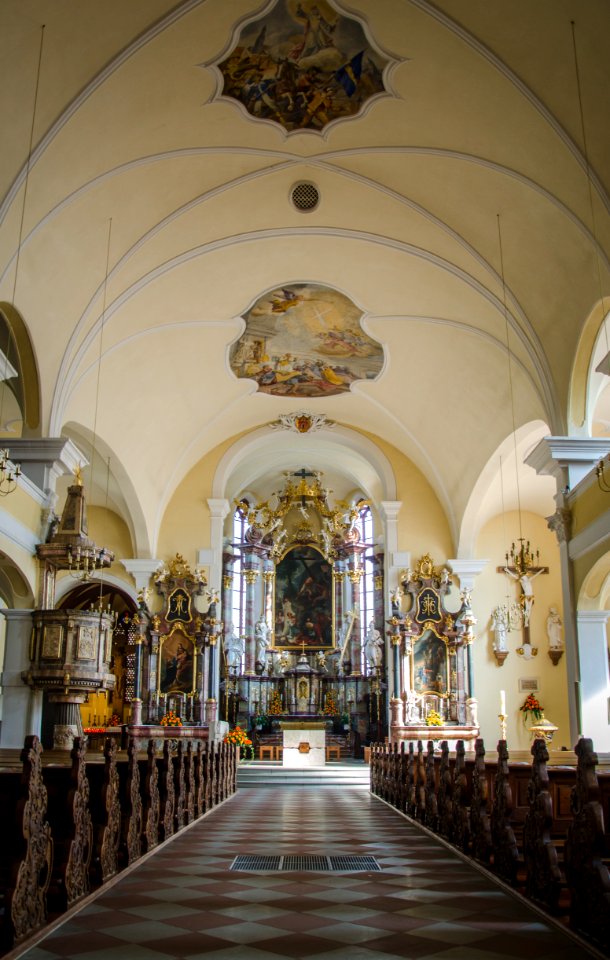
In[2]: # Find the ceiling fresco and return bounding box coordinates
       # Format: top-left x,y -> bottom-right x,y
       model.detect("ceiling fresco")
229,284 -> 384,397
216,0 -> 391,132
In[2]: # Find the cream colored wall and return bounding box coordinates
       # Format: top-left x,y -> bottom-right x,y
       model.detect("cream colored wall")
472,510 -> 570,751
156,428 -> 454,574
157,433 -> 246,567
364,432 -> 454,561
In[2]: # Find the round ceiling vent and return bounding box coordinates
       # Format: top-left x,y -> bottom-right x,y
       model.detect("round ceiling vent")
291,182 -> 320,212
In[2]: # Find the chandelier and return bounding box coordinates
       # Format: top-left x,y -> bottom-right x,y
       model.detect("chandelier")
0,448 -> 21,496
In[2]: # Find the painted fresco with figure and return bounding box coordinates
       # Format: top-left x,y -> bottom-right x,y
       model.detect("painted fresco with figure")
274,545 -> 333,649
230,283 -> 384,397
215,0 -> 392,133
159,630 -> 195,695
412,630 -> 448,696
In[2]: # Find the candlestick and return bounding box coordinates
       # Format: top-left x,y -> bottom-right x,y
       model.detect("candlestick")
500,689 -> 506,714
498,712 -> 507,740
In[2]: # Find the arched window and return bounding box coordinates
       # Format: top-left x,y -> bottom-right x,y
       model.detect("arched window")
357,502 -> 376,658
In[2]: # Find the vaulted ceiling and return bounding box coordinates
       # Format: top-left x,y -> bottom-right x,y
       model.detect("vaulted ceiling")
1,0 -> 608,555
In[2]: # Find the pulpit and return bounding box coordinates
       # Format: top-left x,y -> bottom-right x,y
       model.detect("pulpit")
280,721 -> 326,766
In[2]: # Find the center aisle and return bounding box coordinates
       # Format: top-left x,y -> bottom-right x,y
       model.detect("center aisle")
19,785 -> 598,960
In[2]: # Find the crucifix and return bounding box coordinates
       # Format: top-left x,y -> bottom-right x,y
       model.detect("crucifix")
497,538 -> 549,647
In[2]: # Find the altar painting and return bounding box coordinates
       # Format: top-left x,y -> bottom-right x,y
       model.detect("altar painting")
159,629 -> 195,695
412,629 -> 448,696
274,545 -> 333,648
216,1 -> 391,133
230,283 -> 384,397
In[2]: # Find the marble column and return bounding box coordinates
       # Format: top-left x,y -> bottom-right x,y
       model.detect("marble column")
0,609 -> 41,748
242,550 -> 261,675
576,610 -> 610,750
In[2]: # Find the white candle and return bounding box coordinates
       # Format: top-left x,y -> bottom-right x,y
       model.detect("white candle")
500,689 -> 506,714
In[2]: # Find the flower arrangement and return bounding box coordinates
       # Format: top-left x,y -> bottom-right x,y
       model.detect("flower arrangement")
160,710 -> 183,727
425,710 -> 444,727
323,690 -> 338,716
268,689 -> 283,716
254,712 -> 268,728
107,714 -> 121,727
83,727 -> 106,734
224,725 -> 254,759
520,693 -> 543,723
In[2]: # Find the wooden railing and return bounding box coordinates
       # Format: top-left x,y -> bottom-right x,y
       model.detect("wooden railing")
370,736 -> 610,955
0,736 -> 237,953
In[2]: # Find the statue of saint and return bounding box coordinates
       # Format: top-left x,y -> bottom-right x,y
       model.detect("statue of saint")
546,606 -> 563,649
364,619 -> 384,670
490,605 -> 508,653
255,618 -> 271,664
223,623 -> 245,669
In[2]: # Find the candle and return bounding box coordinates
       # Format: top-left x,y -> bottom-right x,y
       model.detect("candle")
500,689 -> 506,714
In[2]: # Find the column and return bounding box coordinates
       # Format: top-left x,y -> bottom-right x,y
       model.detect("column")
131,635 -> 144,726
333,562 -> 345,642
380,500 -> 404,711
524,437 -> 608,744
0,609 -> 41,748
576,611 -> 610,750
242,549 -> 261,675
447,559 -> 487,708
203,498 -> 231,707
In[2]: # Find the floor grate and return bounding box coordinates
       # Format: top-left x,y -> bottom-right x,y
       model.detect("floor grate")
230,854 -> 380,872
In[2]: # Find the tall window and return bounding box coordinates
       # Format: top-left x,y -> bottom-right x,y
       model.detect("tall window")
230,504 -> 248,637
358,502 -> 376,653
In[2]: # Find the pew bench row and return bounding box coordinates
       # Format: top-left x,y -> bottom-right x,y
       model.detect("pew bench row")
371,735 -> 610,955
0,735 -> 237,953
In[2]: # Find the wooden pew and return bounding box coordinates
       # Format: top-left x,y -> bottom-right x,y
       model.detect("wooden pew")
0,736 -> 52,949
87,738 -> 121,887
118,739 -> 142,868
564,737 -> 610,954
523,738 -> 562,913
158,741 -> 175,842
139,739 -> 160,853
44,737 -> 92,913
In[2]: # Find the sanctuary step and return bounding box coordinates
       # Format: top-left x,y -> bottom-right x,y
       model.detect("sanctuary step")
237,759 -> 370,788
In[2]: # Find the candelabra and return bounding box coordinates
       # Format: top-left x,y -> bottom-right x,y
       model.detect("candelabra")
506,538 -> 539,576
0,448 -> 21,496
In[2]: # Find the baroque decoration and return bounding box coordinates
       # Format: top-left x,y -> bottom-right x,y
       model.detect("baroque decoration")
214,0 -> 394,134
230,283 -> 384,397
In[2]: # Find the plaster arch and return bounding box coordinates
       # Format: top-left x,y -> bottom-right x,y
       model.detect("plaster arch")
0,550 -> 35,609
212,424 -> 397,507
568,298 -> 610,436
457,419 -> 555,559
54,571 -> 138,608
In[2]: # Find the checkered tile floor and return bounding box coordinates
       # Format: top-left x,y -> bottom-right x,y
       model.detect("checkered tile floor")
15,787 -> 599,960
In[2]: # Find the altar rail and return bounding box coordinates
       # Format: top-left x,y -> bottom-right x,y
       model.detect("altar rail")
0,735 -> 237,953
370,736 -> 610,955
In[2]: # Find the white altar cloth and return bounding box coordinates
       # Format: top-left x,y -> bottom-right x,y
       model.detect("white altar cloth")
280,722 -> 326,767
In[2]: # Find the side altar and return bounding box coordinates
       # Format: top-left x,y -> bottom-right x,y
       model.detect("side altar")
280,721 -> 326,766
388,555 -> 480,750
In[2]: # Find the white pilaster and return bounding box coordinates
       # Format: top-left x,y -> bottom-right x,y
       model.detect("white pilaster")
0,609 -> 41,748
120,558 -> 163,593
576,610 -> 610,750
447,559 -> 489,592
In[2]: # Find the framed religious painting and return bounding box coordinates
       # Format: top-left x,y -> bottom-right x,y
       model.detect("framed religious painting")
411,628 -> 448,697
273,544 -> 334,649
158,627 -> 196,695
